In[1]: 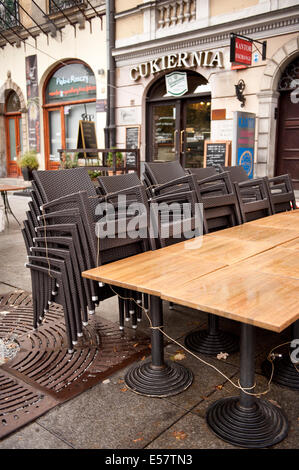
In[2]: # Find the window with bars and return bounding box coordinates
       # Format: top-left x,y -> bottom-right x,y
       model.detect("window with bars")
0,0 -> 19,32
49,0 -> 86,14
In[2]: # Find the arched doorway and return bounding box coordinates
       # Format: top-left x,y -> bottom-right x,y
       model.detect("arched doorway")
146,71 -> 211,168
5,90 -> 23,177
43,60 -> 97,170
276,57 -> 299,189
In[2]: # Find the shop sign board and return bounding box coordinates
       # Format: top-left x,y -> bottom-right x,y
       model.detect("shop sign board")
165,72 -> 188,96
130,50 -> 224,81
232,111 -> 256,179
46,63 -> 96,103
25,55 -> 40,152
230,36 -> 252,66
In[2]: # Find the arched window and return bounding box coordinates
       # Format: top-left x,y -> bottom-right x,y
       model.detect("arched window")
43,60 -> 97,170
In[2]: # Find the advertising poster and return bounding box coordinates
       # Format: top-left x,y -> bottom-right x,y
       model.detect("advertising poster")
232,111 -> 256,179
25,55 -> 40,152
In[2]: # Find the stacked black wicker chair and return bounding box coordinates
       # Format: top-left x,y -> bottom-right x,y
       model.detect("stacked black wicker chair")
233,178 -> 273,223
220,165 -> 296,213
97,172 -> 151,328
20,167 -> 152,353
144,161 -> 240,356
33,168 -> 154,329
97,172 -> 196,397
22,189 -> 85,352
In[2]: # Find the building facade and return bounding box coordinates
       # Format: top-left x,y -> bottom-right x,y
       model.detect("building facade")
113,0 -> 299,188
0,0 -> 106,177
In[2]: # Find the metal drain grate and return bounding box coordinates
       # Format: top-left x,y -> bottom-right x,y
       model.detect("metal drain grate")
0,291 -> 151,439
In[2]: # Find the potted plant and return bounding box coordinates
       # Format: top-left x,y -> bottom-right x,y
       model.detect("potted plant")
18,150 -> 39,181
60,153 -> 79,169
106,148 -> 123,174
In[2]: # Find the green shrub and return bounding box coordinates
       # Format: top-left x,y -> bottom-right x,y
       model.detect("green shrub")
107,148 -> 123,167
18,150 -> 39,170
60,153 -> 78,169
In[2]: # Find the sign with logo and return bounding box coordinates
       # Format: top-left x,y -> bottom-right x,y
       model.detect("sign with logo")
130,50 -> 224,81
230,35 -> 252,66
165,72 -> 188,96
46,63 -> 96,104
25,54 -> 40,152
232,111 -> 256,179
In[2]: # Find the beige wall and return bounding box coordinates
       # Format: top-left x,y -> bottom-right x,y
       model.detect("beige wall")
116,13 -> 143,40
0,17 -> 107,172
115,0 -> 140,14
210,0 -> 259,17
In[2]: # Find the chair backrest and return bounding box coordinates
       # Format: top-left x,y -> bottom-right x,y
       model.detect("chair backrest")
97,172 -> 141,194
234,179 -> 272,223
187,167 -> 218,180
265,174 -> 297,213
220,165 -> 249,183
144,161 -> 186,186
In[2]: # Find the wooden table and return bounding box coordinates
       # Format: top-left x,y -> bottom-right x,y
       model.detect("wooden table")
83,210 -> 299,448
0,185 -> 28,226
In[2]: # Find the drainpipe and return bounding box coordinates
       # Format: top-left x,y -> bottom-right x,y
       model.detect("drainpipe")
105,0 -> 116,148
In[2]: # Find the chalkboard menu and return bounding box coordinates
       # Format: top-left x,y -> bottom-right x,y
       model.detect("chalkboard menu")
125,126 -> 140,168
77,120 -> 98,158
203,140 -> 231,168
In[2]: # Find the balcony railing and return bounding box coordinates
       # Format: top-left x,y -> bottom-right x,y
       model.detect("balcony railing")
0,0 -> 19,32
157,0 -> 196,28
49,0 -> 86,14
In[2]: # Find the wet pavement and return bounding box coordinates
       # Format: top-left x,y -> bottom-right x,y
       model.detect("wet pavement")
0,191 -> 298,451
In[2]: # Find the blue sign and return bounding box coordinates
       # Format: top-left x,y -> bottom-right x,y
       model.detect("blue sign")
237,147 -> 254,179
232,111 -> 256,178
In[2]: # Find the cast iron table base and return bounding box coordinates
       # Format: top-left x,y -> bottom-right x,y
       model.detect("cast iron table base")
125,295 -> 193,397
185,314 -> 239,356
206,323 -> 288,448
262,320 -> 299,391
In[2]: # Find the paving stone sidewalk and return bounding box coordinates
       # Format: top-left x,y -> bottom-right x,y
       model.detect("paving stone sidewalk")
0,193 -> 298,450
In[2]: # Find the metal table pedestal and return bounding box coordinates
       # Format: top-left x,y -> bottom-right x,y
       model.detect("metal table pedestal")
206,323 -> 288,448
125,295 -> 193,397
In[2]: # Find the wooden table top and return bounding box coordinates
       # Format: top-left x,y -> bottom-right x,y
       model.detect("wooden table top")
82,211 -> 299,333
0,185 -> 28,192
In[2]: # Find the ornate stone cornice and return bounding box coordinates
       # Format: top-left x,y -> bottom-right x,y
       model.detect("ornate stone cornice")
113,8 -> 299,63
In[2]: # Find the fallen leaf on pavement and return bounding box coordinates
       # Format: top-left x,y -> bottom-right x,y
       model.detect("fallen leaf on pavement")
120,387 -> 128,392
217,352 -> 229,360
215,384 -> 223,390
132,437 -> 144,443
171,352 -> 186,361
173,431 -> 187,441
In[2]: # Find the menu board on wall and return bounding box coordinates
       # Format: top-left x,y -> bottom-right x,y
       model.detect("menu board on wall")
203,141 -> 231,168
25,55 -> 40,152
125,126 -> 140,167
77,120 -> 98,158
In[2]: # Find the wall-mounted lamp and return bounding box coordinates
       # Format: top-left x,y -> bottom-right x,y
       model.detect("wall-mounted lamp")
98,69 -> 105,75
235,79 -> 246,107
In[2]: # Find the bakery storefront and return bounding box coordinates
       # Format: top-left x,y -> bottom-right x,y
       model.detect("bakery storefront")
118,49 -> 224,169
114,33 -> 299,188
43,60 -> 97,170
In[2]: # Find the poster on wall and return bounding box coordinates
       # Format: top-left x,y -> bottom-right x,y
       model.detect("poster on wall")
25,55 -> 40,153
232,111 -> 256,179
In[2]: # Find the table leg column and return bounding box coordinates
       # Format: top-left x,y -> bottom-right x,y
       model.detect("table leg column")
184,313 -> 239,356
206,323 -> 288,448
125,295 -> 193,397
262,319 -> 299,391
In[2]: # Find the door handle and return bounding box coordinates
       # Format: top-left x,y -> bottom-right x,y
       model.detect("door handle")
180,130 -> 185,153
173,130 -> 178,152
